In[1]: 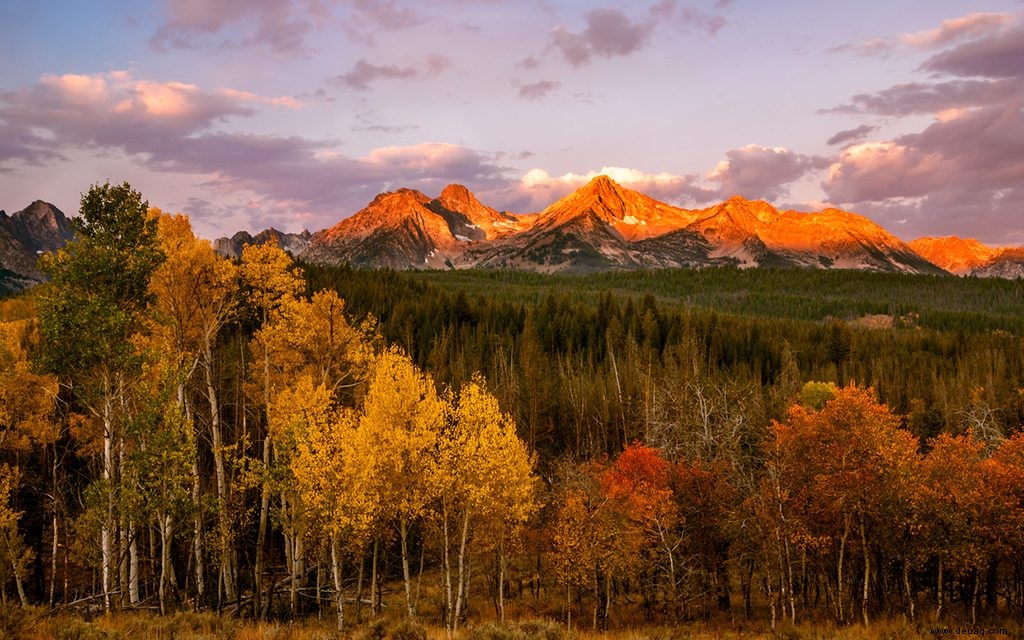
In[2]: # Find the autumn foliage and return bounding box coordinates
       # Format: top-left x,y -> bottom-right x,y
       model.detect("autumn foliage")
2,182 -> 1024,634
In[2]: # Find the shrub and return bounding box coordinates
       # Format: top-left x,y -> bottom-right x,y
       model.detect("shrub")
516,619 -> 566,640
358,618 -> 390,640
388,619 -> 427,640
465,622 -> 526,640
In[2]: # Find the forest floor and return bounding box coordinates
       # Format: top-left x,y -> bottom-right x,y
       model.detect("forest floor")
4,606 -> 1020,640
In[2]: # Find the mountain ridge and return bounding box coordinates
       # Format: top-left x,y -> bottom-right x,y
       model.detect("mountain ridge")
301,176 -> 954,276
5,179 -> 1024,298
910,236 -> 1024,279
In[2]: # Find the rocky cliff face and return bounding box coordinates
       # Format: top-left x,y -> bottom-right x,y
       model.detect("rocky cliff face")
213,228 -> 311,259
909,237 -> 1024,279
304,188 -> 463,269
0,201 -> 75,294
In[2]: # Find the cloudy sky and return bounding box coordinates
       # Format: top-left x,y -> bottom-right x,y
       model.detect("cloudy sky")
1,1 -> 1021,244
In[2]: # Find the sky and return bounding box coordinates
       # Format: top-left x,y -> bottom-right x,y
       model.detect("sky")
0,1 -> 1022,244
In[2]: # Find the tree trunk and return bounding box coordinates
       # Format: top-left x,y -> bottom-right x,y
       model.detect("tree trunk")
102,381 -> 114,613
204,348 -> 234,604
452,509 -> 472,631
119,521 -> 129,606
355,551 -> 365,623
400,517 -> 414,617
182,380 -> 205,607
191,454 -> 205,606
49,446 -> 59,608
442,504 -> 452,628
49,512 -> 58,607
415,534 -> 426,611
5,531 -> 28,607
255,435 -> 270,619
971,568 -> 979,626
498,542 -> 506,623
860,518 -> 869,626
371,538 -> 379,616
129,522 -> 140,605
936,557 -> 944,621
159,514 -> 172,614
903,556 -> 914,622
331,535 -> 344,632
837,513 -> 850,623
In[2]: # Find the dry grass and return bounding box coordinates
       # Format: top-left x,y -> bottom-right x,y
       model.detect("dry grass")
3,603 -> 1020,640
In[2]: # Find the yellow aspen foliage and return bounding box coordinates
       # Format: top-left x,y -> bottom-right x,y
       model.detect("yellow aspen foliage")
0,323 -> 57,606
441,374 -> 539,547
255,290 -> 374,402
239,243 -> 304,318
289,389 -> 377,542
437,374 -> 539,628
0,324 -> 59,452
360,347 -> 445,521
358,347 -> 445,616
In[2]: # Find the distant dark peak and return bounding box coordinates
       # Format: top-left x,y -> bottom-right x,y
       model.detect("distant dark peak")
230,230 -> 254,244
18,200 -> 67,223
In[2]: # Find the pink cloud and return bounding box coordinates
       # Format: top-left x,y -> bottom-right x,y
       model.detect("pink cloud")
901,12 -> 1013,49
505,166 -> 692,210
492,147 -> 825,212
833,11 -> 1014,58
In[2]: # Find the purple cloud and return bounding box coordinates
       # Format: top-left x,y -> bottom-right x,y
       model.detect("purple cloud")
822,14 -> 1024,242
704,145 -> 830,201
151,0 -> 424,53
651,1 -> 727,36
550,8 -> 654,66
350,0 -> 419,29
921,22 -> 1024,79
0,71 -> 509,231
547,3 -> 725,68
828,78 -> 1023,116
151,0 -> 326,55
822,104 -> 1024,242
332,55 -> 450,90
517,80 -> 560,101
827,124 -> 878,146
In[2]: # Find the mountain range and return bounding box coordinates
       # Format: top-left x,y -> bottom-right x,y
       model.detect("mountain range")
291,175 -> 967,276
2,176 -> 1023,295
